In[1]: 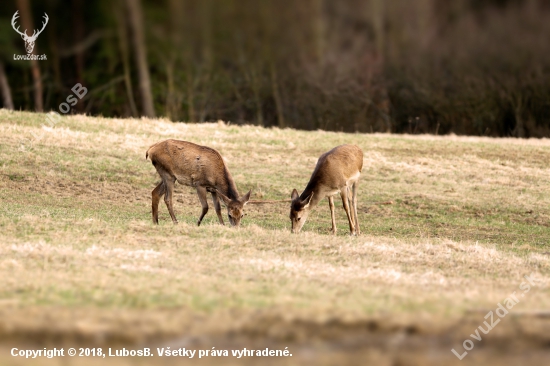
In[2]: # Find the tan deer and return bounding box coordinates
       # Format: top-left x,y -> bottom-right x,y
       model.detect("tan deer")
290,144 -> 363,235
146,139 -> 251,226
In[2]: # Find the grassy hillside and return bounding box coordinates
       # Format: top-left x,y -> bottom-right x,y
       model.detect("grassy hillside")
0,110 -> 549,365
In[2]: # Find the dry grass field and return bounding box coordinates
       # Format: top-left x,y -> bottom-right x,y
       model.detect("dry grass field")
0,110 -> 549,365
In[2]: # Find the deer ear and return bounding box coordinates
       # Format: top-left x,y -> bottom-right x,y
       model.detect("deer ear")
241,190 -> 251,205
303,192 -> 314,208
217,191 -> 231,206
291,189 -> 299,201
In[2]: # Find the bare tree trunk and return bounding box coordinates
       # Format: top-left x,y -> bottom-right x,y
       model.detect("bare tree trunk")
72,0 -> 85,113
165,0 -> 186,121
371,0 -> 385,57
164,62 -> 174,120
198,0 -> 213,122
16,0 -> 43,112
200,0 -> 213,68
370,0 -> 391,133
47,16 -> 62,92
251,67 -> 263,126
125,0 -> 155,118
261,0 -> 285,128
270,64 -> 285,128
186,66 -> 196,122
0,62 -> 14,110
513,94 -> 525,138
116,2 -> 138,117
166,0 -> 195,121
313,0 -> 325,66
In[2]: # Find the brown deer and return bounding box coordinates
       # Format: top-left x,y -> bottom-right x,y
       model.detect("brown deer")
290,144 -> 363,235
146,139 -> 251,226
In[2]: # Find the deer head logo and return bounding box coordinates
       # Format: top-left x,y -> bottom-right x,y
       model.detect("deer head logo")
11,11 -> 49,54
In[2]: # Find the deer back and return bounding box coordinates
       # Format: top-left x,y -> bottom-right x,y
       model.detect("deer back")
304,144 -> 363,198
147,140 -> 237,197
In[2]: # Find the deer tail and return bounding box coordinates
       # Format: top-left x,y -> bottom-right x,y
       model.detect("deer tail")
145,143 -> 156,160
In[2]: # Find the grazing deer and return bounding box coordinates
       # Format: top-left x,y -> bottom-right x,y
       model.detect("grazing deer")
290,144 -> 363,235
146,139 -> 251,226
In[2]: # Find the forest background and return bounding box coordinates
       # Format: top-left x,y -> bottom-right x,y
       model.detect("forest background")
1,0 -> 549,137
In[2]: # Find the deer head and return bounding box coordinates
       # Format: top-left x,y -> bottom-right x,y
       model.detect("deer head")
217,190 -> 252,227
12,11 -> 49,54
289,189 -> 314,233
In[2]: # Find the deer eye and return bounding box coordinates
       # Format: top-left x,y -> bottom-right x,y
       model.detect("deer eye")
297,217 -> 301,221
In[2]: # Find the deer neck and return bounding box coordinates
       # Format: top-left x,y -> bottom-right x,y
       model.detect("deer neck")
299,184 -> 322,209
218,167 -> 240,200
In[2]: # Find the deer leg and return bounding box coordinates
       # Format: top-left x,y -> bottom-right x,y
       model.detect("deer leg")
211,192 -> 225,225
347,186 -> 354,224
328,196 -> 337,235
163,178 -> 178,224
346,185 -> 359,234
196,186 -> 209,226
352,182 -> 360,235
340,187 -> 356,235
151,181 -> 166,224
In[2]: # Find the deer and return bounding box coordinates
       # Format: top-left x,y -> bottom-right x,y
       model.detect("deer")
290,144 -> 363,235
146,139 -> 251,227
11,11 -> 49,54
